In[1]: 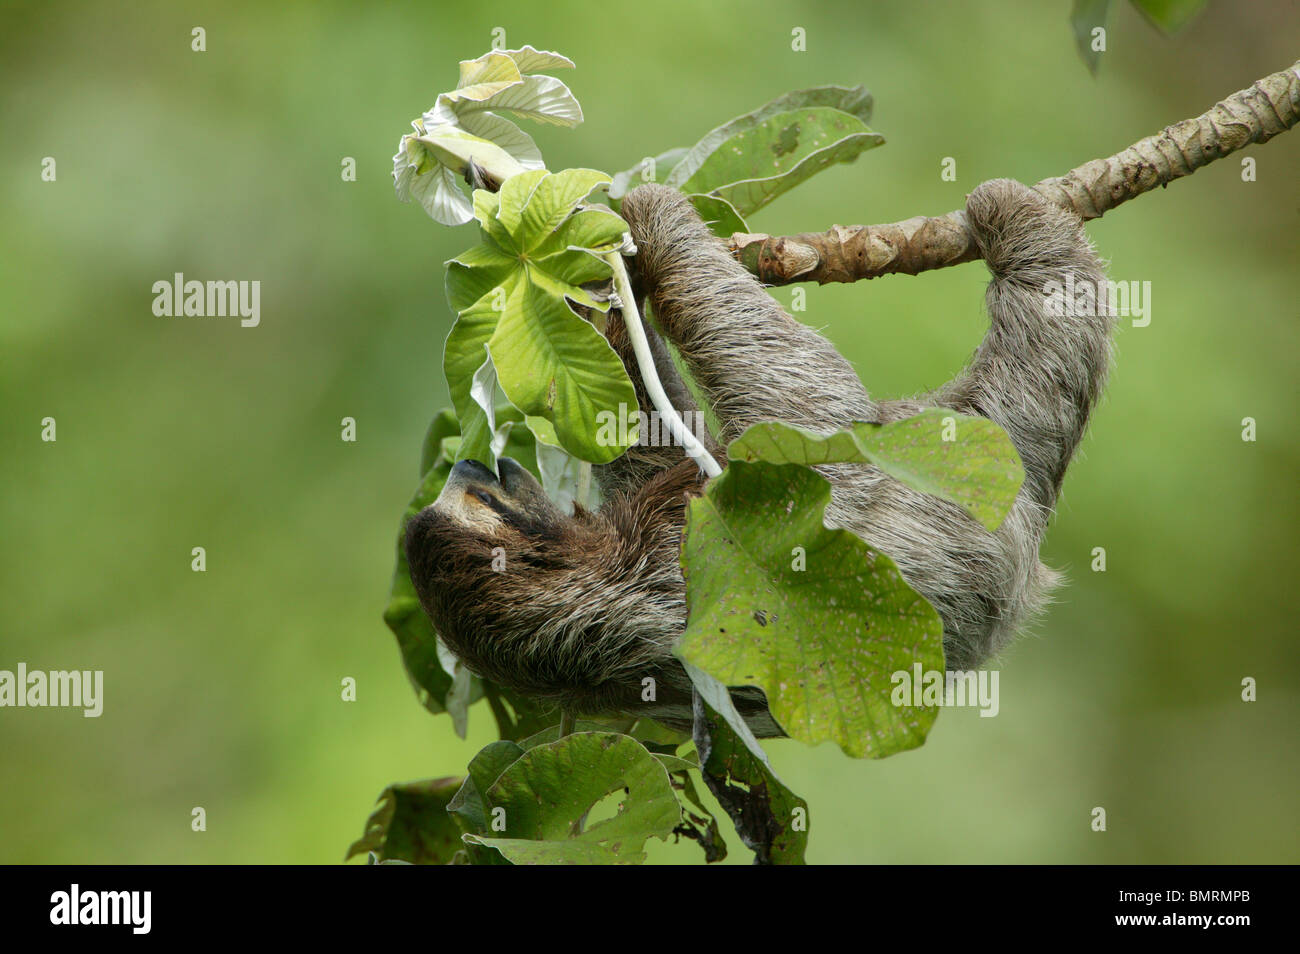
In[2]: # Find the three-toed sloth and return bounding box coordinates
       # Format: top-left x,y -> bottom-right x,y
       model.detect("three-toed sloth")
405,180 -> 1113,735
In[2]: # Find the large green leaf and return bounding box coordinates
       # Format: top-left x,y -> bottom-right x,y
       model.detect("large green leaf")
442,169 -> 636,464
665,87 -> 880,216
667,85 -> 873,186
678,461 -> 944,759
444,243 -> 518,465
487,275 -> 632,464
674,107 -> 883,216
463,733 -> 681,864
727,409 -> 1025,532
347,777 -> 465,865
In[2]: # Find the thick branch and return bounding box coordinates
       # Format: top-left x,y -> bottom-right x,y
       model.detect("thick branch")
732,61 -> 1300,284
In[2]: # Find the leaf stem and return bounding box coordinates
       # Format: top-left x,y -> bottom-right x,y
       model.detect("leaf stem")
605,251 -> 723,478
576,461 -> 592,507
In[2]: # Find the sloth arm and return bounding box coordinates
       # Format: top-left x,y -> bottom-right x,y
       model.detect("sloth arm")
617,182 -> 1114,669
618,185 -> 876,444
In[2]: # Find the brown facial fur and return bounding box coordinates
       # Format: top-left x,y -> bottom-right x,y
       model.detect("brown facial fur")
405,457 -> 706,717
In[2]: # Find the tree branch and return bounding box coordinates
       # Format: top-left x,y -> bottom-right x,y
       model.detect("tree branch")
731,61 -> 1300,285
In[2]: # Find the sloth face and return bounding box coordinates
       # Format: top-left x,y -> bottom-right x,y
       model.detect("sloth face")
426,457 -> 563,536
401,458 -> 607,693
402,453 -> 701,706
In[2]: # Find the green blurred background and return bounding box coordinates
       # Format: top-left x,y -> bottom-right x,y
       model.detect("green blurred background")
1,0 -> 1296,864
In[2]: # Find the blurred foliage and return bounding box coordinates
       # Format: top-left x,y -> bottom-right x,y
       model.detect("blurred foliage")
0,0 -> 1296,863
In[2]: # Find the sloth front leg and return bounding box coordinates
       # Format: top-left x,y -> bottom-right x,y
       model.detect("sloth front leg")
619,184 -> 874,443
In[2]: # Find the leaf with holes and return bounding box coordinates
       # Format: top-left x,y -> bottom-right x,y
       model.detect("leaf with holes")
463,732 -> 681,864
346,777 -> 465,865
678,461 -> 944,759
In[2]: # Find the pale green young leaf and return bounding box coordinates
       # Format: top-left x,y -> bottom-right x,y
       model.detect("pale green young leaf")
488,274 -> 634,463
518,169 -> 612,246
451,51 -> 524,100
499,45 -> 575,74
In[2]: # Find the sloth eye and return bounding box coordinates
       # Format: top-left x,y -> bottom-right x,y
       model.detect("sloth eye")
470,489 -> 495,506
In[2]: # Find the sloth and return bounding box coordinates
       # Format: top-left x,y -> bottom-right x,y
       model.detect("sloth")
404,180 -> 1113,735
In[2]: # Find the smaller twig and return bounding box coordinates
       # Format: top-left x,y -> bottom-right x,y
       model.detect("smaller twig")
605,248 -> 723,478
733,60 -> 1300,285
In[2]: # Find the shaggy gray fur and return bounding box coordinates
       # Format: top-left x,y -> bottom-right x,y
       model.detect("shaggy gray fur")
404,179 -> 1113,733
615,179 -> 1112,671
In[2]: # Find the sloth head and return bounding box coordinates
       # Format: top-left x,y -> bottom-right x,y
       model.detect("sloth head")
420,457 -> 564,539
403,457 -> 701,711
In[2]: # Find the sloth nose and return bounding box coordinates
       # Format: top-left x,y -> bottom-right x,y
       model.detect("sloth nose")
452,458 -> 498,484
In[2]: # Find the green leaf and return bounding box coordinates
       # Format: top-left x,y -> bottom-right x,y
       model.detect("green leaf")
687,193 -> 748,238
727,409 -> 1025,532
1130,0 -> 1207,33
456,110 -> 543,170
450,51 -> 524,101
444,245 -> 515,465
668,86 -> 874,187
419,408 -> 461,477
447,740 -> 527,839
665,87 -> 880,216
415,125 -> 527,188
516,721 -> 623,749
655,753 -> 727,864
488,277 -> 634,464
609,147 -> 690,200
347,777 -> 465,865
475,74 -> 583,126
678,461 -> 944,759
464,733 -> 681,864
1070,0 -> 1111,75
520,169 -> 617,247
498,45 -> 575,74
651,753 -> 699,775
443,169 -> 637,464
693,698 -> 807,864
672,107 -> 883,216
